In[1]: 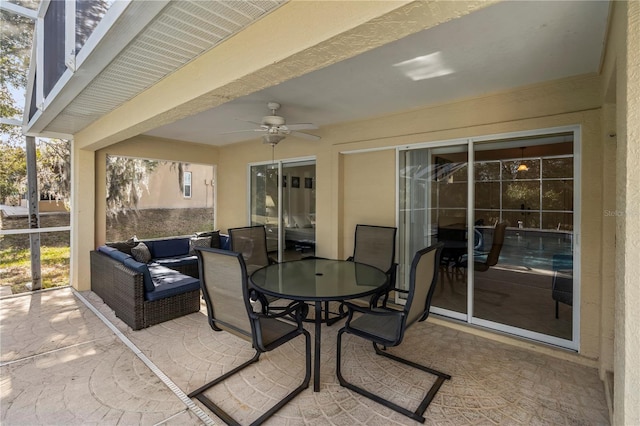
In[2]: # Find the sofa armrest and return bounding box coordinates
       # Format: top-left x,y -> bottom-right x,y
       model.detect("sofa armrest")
90,250 -> 146,330
112,262 -> 146,330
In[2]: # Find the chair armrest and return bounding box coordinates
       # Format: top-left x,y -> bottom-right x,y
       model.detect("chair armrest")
346,256 -> 354,261
370,286 -> 406,308
250,299 -> 308,323
343,301 -> 401,318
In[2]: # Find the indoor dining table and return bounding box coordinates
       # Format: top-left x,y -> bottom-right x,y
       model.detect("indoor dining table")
250,258 -> 388,392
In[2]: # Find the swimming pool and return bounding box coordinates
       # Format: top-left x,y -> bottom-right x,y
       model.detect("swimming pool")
479,228 -> 573,271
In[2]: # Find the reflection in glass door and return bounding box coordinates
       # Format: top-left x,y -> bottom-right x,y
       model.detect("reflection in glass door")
398,129 -> 578,349
398,143 -> 469,317
472,137 -> 574,344
250,159 -> 316,261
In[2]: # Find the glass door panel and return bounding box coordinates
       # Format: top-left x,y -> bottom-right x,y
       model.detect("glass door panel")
250,160 -> 316,262
398,144 -> 468,315
281,161 -> 316,260
471,139 -> 574,342
249,164 -> 280,255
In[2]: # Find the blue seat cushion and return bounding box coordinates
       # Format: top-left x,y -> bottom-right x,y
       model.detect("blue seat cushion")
154,255 -> 198,269
99,245 -> 133,263
220,234 -> 230,250
123,258 -> 154,293
145,238 -> 190,259
146,264 -> 200,301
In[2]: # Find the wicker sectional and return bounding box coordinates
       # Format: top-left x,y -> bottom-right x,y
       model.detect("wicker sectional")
90,250 -> 201,330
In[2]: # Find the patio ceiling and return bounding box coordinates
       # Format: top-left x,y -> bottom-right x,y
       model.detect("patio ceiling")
33,1 -> 610,146
142,0 -> 610,146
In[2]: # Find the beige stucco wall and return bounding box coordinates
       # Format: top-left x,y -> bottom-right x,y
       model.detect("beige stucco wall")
341,150 -> 396,258
135,162 -> 215,210
612,1 -> 640,424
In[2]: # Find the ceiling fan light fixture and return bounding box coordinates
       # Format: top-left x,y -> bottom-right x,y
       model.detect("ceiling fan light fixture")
263,134 -> 284,145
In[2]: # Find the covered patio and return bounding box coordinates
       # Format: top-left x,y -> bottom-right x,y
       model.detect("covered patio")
1,287 -> 609,425
4,0 -> 639,424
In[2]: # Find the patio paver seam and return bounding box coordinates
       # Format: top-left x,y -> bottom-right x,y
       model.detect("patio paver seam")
0,337 -> 112,367
72,289 -> 216,426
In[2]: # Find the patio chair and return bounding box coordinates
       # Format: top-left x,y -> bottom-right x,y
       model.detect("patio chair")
336,242 -> 450,424
228,225 -> 276,275
189,247 -> 311,425
346,224 -> 398,307
229,225 -> 279,310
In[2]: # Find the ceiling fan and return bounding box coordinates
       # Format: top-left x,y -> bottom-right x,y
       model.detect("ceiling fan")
225,102 -> 320,145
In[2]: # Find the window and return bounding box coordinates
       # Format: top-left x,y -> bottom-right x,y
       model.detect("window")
183,171 -> 192,198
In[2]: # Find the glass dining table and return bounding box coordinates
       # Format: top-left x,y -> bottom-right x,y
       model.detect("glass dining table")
250,258 -> 388,392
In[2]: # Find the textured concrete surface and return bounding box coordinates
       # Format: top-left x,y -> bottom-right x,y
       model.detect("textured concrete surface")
1,288 -> 609,425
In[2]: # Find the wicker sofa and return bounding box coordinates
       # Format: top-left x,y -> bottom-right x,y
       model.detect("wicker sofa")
90,234 -> 229,330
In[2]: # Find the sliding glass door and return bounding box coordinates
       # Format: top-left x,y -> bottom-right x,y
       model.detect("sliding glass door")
398,128 -> 578,349
249,158 -> 316,261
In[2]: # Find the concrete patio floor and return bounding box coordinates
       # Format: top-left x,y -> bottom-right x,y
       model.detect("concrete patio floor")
1,287 -> 609,425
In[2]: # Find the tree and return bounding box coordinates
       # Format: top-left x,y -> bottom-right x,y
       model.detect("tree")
0,141 -> 27,205
0,5 -> 35,90
38,138 -> 71,206
1,3 -> 35,205
105,156 -> 158,217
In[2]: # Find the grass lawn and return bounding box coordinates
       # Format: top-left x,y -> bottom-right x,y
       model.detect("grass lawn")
0,246 -> 70,294
0,207 -> 213,295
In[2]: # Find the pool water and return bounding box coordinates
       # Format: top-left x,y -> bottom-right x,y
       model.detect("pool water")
478,229 -> 573,271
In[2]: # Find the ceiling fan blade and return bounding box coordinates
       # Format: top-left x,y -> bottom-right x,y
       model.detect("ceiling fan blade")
291,131 -> 321,141
218,128 -> 266,136
286,123 -> 318,131
240,120 -> 264,126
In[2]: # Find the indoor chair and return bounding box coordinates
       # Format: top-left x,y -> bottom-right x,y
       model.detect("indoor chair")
551,253 -> 573,318
461,221 -> 507,273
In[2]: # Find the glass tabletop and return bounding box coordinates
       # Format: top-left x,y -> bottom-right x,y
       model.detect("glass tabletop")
250,258 -> 388,301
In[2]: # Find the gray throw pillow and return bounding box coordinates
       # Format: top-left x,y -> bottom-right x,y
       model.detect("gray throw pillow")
189,236 -> 212,255
131,242 -> 152,263
106,236 -> 139,255
195,230 -> 220,248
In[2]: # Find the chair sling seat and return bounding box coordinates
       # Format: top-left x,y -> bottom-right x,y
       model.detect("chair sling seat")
345,308 -> 403,345
257,317 -> 300,348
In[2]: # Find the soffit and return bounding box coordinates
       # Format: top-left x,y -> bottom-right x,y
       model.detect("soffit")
43,0 -> 285,134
